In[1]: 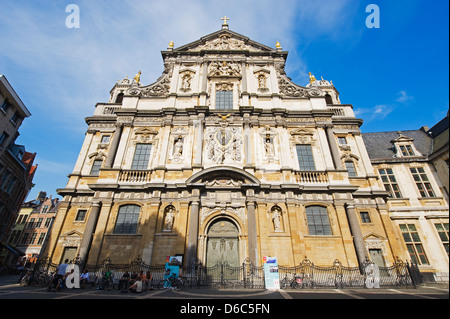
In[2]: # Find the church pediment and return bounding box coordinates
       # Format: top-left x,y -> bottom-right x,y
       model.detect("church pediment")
173,30 -> 276,53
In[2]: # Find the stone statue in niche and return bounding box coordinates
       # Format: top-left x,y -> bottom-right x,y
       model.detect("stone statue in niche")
271,206 -> 283,232
264,136 -> 274,157
163,205 -> 176,231
181,74 -> 191,91
173,136 -> 183,158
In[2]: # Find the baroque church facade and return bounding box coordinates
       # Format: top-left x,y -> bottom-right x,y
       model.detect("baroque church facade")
44,21 -> 443,276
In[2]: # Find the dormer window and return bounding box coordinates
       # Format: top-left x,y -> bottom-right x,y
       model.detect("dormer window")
399,145 -> 415,156
391,133 -> 419,157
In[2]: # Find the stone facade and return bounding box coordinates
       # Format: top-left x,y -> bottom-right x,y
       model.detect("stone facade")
364,122 -> 449,282
45,24 -> 415,271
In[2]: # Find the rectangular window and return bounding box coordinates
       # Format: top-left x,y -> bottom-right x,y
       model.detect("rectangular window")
338,137 -> 347,145
37,233 -> 46,245
306,206 -> 332,236
27,218 -> 35,228
215,90 -> 233,110
10,111 -> 20,125
90,160 -> 103,176
29,233 -> 37,245
101,135 -> 110,144
296,145 -> 316,171
435,223 -> 449,256
45,218 -> 52,227
131,144 -> 152,169
345,161 -> 357,177
0,100 -> 9,113
400,145 -> 415,156
399,224 -> 429,265
0,132 -> 9,147
20,233 -> 29,245
36,218 -> 43,228
114,205 -> 141,234
410,167 -> 435,197
379,168 -> 402,198
360,212 -> 371,223
75,209 -> 87,221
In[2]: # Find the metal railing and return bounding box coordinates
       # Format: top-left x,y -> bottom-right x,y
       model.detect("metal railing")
26,256 -> 421,290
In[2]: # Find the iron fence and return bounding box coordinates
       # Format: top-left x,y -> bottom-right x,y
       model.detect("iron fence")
26,256 -> 421,290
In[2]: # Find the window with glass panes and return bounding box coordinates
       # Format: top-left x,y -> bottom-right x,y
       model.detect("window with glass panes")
409,167 -> 435,197
215,90 -> 233,109
114,205 -> 141,234
75,210 -> 87,221
345,161 -> 357,177
338,136 -> 347,145
399,145 -> 415,156
90,160 -> 103,176
37,233 -> 46,245
434,223 -> 449,255
360,212 -> 371,223
378,168 -> 402,198
399,224 -> 429,265
131,144 -> 152,169
306,206 -> 332,235
295,145 -> 316,171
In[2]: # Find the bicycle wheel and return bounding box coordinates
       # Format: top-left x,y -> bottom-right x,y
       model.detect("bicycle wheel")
158,279 -> 169,289
174,278 -> 184,291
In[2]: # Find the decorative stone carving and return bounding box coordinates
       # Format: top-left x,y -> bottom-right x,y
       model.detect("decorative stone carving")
277,74 -> 324,98
195,34 -> 256,51
205,126 -> 243,164
216,82 -> 234,91
132,128 -> 159,144
126,64 -> 173,97
290,128 -> 315,145
208,61 -> 241,77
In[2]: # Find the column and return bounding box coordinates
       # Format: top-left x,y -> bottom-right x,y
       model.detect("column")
345,203 -> 369,266
325,125 -> 343,170
78,201 -> 102,263
185,200 -> 200,267
104,124 -> 123,168
246,195 -> 259,265
193,114 -> 204,166
243,114 -> 251,166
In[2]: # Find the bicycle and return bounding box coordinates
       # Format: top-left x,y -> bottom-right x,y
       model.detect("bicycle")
157,273 -> 185,290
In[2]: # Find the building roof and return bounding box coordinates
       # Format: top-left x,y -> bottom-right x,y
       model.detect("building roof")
428,113 -> 449,138
0,74 -> 31,118
362,129 -> 432,160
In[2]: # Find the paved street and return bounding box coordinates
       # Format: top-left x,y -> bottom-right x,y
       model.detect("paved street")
0,275 -> 448,300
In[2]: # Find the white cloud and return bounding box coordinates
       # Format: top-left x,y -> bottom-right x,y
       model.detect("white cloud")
396,90 -> 413,103
355,104 -> 393,122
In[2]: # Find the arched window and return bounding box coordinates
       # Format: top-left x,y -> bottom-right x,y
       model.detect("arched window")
114,205 -> 141,234
306,206 -> 332,235
115,93 -> 124,104
325,94 -> 333,105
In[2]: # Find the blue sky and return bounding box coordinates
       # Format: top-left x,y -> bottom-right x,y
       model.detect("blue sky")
0,0 -> 448,201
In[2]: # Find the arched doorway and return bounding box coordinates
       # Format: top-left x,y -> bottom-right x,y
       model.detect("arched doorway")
206,218 -> 240,267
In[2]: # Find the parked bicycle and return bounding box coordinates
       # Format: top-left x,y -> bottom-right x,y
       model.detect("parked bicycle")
157,273 -> 185,290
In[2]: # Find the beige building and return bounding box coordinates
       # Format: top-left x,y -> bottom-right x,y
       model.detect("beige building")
363,121 -> 449,282
45,21 -> 414,273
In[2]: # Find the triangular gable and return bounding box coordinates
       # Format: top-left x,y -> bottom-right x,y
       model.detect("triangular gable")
173,29 -> 277,53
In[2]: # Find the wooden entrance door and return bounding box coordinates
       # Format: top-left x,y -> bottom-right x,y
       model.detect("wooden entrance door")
206,218 -> 239,267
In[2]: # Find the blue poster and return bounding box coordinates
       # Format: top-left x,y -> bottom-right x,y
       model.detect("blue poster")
163,256 -> 182,286
263,256 -> 280,289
